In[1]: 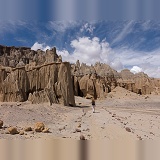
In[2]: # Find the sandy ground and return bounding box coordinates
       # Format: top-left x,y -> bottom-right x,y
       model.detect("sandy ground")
0,87 -> 160,140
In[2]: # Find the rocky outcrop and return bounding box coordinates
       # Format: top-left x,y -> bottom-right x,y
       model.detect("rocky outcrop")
27,62 -> 75,106
0,62 -> 75,106
71,61 -> 160,98
1,67 -> 29,102
0,45 -> 30,56
71,61 -> 118,99
8,127 -> 19,135
34,122 -> 45,132
0,46 -> 75,106
117,69 -> 160,95
0,44 -> 160,102
0,45 -> 61,67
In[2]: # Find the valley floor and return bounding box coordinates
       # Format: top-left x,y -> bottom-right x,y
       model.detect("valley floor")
0,87 -> 160,140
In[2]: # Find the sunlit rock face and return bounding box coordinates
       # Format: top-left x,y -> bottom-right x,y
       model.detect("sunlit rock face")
71,61 -> 160,99
0,45 -> 160,105
0,45 -> 75,106
71,61 -> 119,99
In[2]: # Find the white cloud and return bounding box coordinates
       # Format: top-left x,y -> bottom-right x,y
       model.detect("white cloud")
139,63 -> 160,78
111,21 -> 135,45
130,66 -> 143,74
58,37 -> 160,78
113,48 -> 160,78
43,46 -> 51,51
57,37 -> 123,71
31,37 -> 160,78
57,49 -> 71,59
31,42 -> 51,51
142,20 -> 151,31
48,21 -> 79,32
80,23 -> 95,34
0,20 -> 26,35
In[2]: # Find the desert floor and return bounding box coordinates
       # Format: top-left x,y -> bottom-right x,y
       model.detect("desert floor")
0,87 -> 160,140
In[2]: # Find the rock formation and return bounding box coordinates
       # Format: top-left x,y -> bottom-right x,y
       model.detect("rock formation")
0,45 -> 75,106
0,44 -> 159,104
117,69 -> 160,95
71,61 -> 118,99
71,61 -> 160,98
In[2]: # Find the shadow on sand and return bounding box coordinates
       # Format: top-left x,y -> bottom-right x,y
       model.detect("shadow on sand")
93,111 -> 100,113
76,105 -> 91,108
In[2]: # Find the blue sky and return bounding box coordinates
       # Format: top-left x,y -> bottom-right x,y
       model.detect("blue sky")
0,0 -> 160,78
1,20 -> 160,52
0,20 -> 160,78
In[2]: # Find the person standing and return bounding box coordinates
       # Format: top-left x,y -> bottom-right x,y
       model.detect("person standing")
91,97 -> 96,113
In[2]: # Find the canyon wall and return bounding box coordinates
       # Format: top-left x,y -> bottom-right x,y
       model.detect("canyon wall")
0,45 -> 160,104
71,61 -> 160,99
0,46 -> 75,106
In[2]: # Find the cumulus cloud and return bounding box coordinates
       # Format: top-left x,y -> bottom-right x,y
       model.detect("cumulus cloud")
31,42 -> 51,51
31,37 -> 160,78
113,48 -> 160,78
57,37 -> 123,71
130,66 -> 143,74
139,63 -> 160,78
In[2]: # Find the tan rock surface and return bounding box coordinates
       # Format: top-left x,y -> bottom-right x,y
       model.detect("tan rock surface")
42,128 -> 50,133
0,46 -> 75,106
8,127 -> 19,135
19,131 -> 24,135
0,62 -> 75,106
34,122 -> 45,132
24,127 -> 32,132
0,120 -> 3,128
71,60 -> 160,98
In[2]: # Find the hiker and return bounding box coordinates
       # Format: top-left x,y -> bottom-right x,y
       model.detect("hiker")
91,97 -> 96,113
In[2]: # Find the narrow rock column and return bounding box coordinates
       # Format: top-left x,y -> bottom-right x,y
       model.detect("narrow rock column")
58,62 -> 75,106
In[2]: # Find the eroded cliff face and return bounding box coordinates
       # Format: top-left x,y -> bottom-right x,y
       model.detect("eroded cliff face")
71,61 -> 118,99
71,61 -> 160,99
117,69 -> 160,95
0,45 -> 62,67
0,62 -> 75,106
0,46 -> 75,106
27,62 -> 75,106
0,44 -> 160,103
